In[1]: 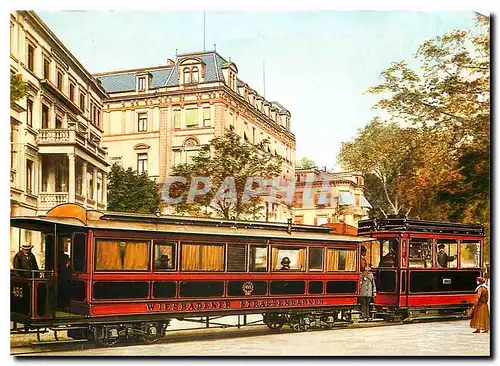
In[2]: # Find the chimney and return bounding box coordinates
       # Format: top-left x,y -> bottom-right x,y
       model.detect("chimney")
166,58 -> 175,67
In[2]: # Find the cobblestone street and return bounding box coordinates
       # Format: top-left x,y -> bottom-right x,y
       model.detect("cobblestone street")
11,319 -> 490,356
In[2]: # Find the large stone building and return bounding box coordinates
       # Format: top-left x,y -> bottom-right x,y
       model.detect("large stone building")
293,167 -> 372,227
95,51 -> 296,222
10,11 -> 108,263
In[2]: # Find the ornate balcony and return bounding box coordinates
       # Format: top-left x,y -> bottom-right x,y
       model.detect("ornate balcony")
38,192 -> 69,207
37,128 -> 107,161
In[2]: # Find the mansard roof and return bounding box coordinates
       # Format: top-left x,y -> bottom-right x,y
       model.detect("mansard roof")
96,68 -> 171,93
93,50 -> 290,115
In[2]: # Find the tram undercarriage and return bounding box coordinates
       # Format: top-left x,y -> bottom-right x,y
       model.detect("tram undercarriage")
11,307 -> 357,347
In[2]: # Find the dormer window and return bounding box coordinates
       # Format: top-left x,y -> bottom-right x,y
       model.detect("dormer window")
192,67 -> 199,83
138,76 -> 146,91
184,68 -> 191,84
179,58 -> 206,85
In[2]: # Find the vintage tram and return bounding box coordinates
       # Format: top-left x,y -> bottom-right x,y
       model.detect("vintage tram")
11,203 -> 368,346
10,204 -> 484,346
358,216 -> 484,321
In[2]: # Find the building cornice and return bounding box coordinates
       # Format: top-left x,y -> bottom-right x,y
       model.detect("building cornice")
22,11 -> 108,98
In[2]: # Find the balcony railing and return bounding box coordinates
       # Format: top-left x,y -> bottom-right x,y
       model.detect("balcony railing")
38,128 -> 71,143
38,128 -> 107,160
39,192 -> 69,206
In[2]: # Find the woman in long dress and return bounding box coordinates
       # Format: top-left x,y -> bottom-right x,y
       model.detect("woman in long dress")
470,277 -> 489,333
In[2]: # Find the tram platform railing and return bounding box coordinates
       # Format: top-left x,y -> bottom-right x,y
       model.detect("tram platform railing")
11,270 -> 56,321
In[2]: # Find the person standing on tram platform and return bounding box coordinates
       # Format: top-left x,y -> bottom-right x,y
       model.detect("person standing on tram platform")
13,243 -> 40,278
359,264 -> 377,321
360,245 -> 367,272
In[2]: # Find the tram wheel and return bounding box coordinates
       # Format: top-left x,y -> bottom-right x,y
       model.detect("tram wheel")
93,327 -> 119,347
290,322 -> 306,332
266,321 -> 284,331
139,324 -> 161,344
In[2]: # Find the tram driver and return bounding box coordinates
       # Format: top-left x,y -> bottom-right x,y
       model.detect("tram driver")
437,244 -> 457,268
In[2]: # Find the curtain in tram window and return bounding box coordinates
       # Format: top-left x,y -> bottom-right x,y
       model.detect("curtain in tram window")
345,250 -> 357,271
327,249 -> 339,271
123,242 -> 149,270
201,245 -> 224,271
297,248 -> 306,271
371,242 -> 381,267
182,244 -> 201,271
95,241 -> 122,270
272,247 -> 279,271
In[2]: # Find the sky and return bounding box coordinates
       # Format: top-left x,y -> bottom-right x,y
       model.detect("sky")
37,10 -> 478,170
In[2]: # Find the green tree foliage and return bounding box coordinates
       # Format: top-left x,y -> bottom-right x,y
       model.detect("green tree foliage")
11,73 -> 27,103
170,132 -> 283,220
296,156 -> 316,169
339,14 -> 490,260
338,118 -> 423,216
107,163 -> 162,214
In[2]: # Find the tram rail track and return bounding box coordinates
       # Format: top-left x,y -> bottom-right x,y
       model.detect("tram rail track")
11,317 -> 463,356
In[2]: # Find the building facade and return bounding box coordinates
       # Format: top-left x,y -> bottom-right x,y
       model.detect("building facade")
293,168 -> 371,227
10,11 -> 109,264
95,51 -> 296,222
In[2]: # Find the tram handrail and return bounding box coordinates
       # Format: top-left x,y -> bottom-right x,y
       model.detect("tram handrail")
10,269 -> 55,279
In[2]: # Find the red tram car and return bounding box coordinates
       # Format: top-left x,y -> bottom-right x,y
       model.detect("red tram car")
11,204 -> 368,346
10,205 -> 484,346
358,217 -> 484,321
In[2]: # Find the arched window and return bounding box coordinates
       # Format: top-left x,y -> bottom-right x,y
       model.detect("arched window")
184,68 -> 191,84
192,67 -> 199,83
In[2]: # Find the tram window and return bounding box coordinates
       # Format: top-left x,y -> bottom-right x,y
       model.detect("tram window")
379,238 -> 399,267
309,247 -> 324,271
436,239 -> 458,268
95,239 -> 150,271
326,248 -> 357,272
408,238 -> 433,268
73,233 -> 86,273
154,242 -> 176,271
365,241 -> 381,268
181,243 -> 224,271
250,246 -> 268,272
460,240 -> 481,268
271,246 -> 306,271
227,244 -> 248,272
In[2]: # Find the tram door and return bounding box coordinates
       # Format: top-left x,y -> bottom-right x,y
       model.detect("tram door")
44,233 -> 72,313
368,237 -> 401,308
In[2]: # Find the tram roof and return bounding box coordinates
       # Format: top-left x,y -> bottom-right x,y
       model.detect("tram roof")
11,204 -> 369,243
358,217 -> 484,236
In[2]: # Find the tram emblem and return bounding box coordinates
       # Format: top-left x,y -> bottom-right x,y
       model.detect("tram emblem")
242,281 -> 254,295
442,278 -> 452,284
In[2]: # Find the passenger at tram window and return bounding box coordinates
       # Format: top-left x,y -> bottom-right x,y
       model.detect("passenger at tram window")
437,244 -> 457,268
154,242 -> 176,271
380,238 -> 398,267
280,257 -> 291,270
380,249 -> 396,267
155,255 -> 171,270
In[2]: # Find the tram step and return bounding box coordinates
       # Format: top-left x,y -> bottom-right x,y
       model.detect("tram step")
31,339 -> 88,346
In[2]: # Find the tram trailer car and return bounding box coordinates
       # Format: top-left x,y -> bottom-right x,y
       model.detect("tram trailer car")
11,204 -> 369,346
357,217 -> 484,322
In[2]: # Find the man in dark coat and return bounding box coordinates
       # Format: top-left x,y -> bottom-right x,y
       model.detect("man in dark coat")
437,244 -> 457,268
13,243 -> 39,278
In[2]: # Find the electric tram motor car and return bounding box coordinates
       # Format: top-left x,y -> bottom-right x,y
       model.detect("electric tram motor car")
10,204 -> 484,346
